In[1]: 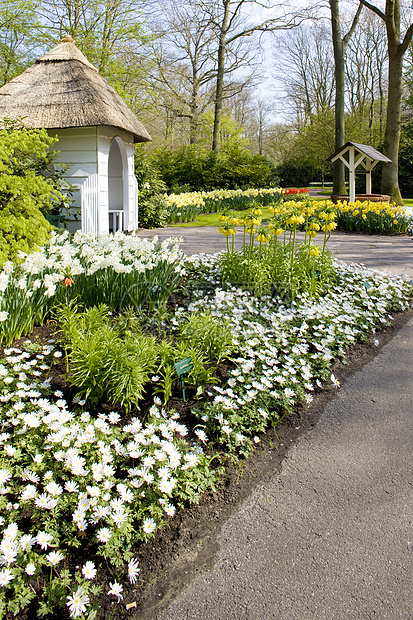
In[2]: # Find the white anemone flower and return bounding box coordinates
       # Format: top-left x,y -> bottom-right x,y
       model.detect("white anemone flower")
0,568 -> 15,586
142,518 -> 157,535
108,581 -> 123,601
82,561 -> 97,580
128,558 -> 140,584
46,550 -> 64,565
96,527 -> 112,543
66,586 -> 90,618
36,531 -> 53,550
25,563 -> 36,575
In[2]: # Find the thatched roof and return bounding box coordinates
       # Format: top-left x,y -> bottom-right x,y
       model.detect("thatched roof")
0,35 -> 151,143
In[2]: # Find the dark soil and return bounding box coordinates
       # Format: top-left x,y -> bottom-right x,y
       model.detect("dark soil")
5,306 -> 413,620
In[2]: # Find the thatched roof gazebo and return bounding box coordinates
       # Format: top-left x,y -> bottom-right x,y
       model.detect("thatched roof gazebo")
0,35 -> 152,234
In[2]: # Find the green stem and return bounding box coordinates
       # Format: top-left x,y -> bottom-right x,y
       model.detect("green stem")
321,229 -> 331,261
291,226 -> 297,260
290,226 -> 297,297
273,234 -> 278,261
248,229 -> 254,264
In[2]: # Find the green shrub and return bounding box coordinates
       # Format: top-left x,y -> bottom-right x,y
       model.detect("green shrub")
0,121 -> 63,266
134,145 -> 167,228
152,144 -> 278,192
277,160 -> 321,188
137,192 -> 168,228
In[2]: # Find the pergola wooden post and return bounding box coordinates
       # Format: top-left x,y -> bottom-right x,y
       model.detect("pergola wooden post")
329,142 -> 391,202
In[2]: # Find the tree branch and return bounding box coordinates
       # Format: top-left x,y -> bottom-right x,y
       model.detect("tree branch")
226,16 -> 302,45
342,1 -> 363,46
359,0 -> 385,22
400,22 -> 413,56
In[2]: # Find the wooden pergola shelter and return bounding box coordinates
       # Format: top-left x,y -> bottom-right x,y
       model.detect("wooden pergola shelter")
329,142 -> 391,202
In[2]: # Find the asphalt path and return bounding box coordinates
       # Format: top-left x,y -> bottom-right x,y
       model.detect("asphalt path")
135,227 -> 413,620
156,315 -> 413,619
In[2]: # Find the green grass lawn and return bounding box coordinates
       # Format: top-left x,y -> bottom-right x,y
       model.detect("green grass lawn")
171,212 -> 222,228
171,206 -> 277,228
171,199 -> 332,228
309,195 -> 333,201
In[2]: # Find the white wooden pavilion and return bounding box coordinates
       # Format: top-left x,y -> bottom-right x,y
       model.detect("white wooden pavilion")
0,35 -> 152,234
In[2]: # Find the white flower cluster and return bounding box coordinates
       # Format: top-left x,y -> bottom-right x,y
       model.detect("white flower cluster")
19,230 -> 185,297
185,256 -> 412,444
0,231 -> 187,346
0,343 -> 201,617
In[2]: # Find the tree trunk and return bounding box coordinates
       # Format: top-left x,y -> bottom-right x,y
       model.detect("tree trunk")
189,74 -> 199,145
330,0 -> 347,195
361,0 -> 413,203
212,1 -> 230,155
381,37 -> 403,201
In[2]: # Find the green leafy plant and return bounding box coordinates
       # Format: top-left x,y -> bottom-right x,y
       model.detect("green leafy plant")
218,202 -> 337,300
55,303 -> 159,411
134,146 -> 167,228
178,311 -> 234,364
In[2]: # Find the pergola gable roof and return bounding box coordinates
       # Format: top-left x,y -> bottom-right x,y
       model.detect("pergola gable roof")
328,142 -> 391,202
329,142 -> 391,163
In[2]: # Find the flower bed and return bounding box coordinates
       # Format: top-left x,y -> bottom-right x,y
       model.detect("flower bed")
0,231 -> 185,346
164,187 -> 284,223
163,188 -> 413,235
334,199 -> 412,234
0,231 -> 412,618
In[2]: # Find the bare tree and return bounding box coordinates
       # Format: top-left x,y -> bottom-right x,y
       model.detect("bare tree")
345,13 -> 388,144
225,86 -> 255,129
147,1 -> 218,144
275,24 -> 335,128
244,98 -> 274,154
199,0 -> 305,155
147,0 -> 267,147
40,0 -> 149,89
264,122 -> 296,164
